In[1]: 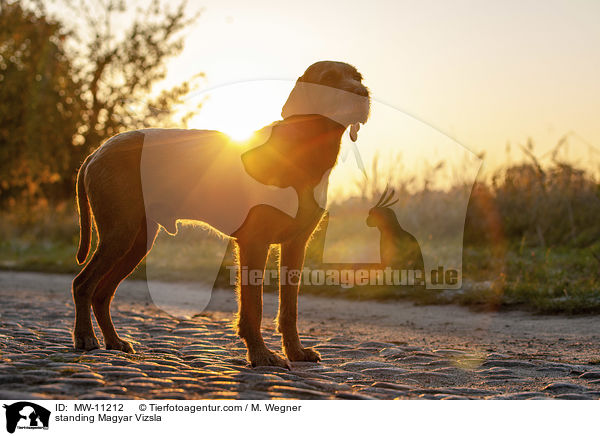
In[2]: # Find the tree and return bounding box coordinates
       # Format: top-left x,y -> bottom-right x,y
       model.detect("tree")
0,0 -> 202,205
0,0 -> 83,206
63,0 -> 202,185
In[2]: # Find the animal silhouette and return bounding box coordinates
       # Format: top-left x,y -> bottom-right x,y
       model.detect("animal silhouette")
3,402 -> 50,434
72,61 -> 370,368
366,187 -> 424,272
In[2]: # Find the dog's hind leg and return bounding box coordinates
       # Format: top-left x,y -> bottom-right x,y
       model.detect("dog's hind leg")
91,219 -> 158,353
278,239 -> 321,362
236,240 -> 290,368
73,206 -> 143,351
72,229 -> 138,351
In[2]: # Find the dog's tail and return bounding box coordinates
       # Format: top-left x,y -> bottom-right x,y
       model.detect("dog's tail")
76,154 -> 93,265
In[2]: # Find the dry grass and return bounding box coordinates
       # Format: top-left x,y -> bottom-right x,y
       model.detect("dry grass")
3,143 -> 600,314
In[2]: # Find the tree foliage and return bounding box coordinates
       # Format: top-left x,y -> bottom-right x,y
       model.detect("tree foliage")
0,0 -> 201,206
0,0 -> 82,206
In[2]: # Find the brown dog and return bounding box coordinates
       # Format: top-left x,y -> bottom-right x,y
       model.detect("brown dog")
73,61 -> 370,367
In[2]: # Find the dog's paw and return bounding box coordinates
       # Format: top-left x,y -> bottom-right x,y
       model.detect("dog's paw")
284,346 -> 321,362
249,349 -> 291,369
106,338 -> 135,353
74,334 -> 100,351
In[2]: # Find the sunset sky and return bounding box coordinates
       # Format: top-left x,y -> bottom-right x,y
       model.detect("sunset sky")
166,0 -> 599,163
52,0 -> 600,194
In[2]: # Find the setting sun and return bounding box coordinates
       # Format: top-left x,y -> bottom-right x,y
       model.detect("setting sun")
224,125 -> 256,142
187,80 -> 291,142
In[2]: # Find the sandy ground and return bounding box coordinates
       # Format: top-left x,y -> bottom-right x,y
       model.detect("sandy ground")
1,270 -> 598,365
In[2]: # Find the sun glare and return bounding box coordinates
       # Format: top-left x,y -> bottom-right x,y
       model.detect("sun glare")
187,81 -> 291,144
222,122 -> 260,142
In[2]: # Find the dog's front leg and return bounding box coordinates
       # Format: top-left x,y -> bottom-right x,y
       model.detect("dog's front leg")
278,239 -> 321,362
236,240 -> 290,368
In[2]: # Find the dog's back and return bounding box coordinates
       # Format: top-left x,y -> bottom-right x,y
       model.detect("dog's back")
87,128 -> 299,236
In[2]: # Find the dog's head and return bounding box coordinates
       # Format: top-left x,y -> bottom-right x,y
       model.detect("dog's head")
281,61 -> 371,141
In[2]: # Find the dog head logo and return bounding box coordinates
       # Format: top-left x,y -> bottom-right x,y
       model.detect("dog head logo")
3,402 -> 50,434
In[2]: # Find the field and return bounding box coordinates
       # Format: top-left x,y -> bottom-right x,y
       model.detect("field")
3,152 -> 600,315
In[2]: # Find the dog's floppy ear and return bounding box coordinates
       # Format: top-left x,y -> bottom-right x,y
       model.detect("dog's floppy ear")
242,116 -> 344,190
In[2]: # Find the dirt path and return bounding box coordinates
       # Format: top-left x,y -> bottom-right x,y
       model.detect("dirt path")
2,271 -> 599,363
1,271 -> 599,400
